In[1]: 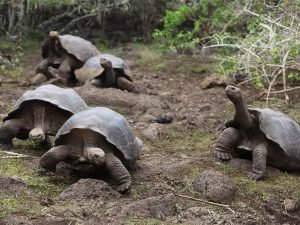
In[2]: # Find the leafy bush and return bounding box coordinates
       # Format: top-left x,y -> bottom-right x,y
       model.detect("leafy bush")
152,0 -> 236,51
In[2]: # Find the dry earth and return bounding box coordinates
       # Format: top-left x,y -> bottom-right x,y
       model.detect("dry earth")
0,45 -> 299,225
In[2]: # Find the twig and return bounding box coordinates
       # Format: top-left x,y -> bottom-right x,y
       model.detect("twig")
282,49 -> 290,102
269,86 -> 300,94
0,150 -> 32,158
266,69 -> 282,107
174,193 -> 235,214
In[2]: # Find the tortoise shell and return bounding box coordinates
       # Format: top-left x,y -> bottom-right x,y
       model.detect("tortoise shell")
74,54 -> 132,83
249,108 -> 300,160
55,107 -> 141,162
4,84 -> 88,121
42,34 -> 100,62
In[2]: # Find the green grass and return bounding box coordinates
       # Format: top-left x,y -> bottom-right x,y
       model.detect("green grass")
146,125 -> 214,153
0,158 -> 69,218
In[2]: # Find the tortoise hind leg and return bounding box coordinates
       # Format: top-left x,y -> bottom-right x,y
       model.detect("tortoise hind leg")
213,127 -> 240,161
0,119 -> 24,150
104,152 -> 131,193
248,143 -> 267,180
116,77 -> 138,93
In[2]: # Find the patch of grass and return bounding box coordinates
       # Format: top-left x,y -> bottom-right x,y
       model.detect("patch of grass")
0,158 -> 69,200
0,195 -> 41,218
125,218 -> 179,225
147,125 -> 214,153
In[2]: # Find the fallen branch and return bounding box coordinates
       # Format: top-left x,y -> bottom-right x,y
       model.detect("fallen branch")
174,193 -> 235,214
269,86 -> 300,94
0,150 -> 34,158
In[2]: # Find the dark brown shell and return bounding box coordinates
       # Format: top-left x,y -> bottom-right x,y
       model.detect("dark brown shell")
74,54 -> 132,83
4,84 -> 88,121
55,107 -> 142,163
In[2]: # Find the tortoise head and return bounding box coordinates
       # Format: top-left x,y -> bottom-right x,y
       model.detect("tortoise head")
49,31 -> 59,39
86,147 -> 106,166
225,85 -> 243,103
100,59 -> 112,69
29,127 -> 45,143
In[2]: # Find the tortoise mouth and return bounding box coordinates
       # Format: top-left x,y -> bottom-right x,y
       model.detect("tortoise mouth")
225,85 -> 240,93
49,31 -> 59,38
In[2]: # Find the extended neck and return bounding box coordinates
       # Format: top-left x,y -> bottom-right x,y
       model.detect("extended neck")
233,98 -> 253,129
104,67 -> 116,87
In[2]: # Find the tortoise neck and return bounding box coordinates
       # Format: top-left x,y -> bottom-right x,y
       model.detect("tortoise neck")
233,98 -> 253,129
33,102 -> 45,131
104,67 -> 116,87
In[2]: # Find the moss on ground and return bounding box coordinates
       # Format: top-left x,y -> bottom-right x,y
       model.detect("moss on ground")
146,125 -> 215,154
0,158 -> 69,218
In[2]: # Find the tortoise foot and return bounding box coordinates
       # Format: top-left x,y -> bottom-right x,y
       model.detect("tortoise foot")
0,143 -> 13,150
116,180 -> 132,194
247,171 -> 264,181
212,149 -> 232,161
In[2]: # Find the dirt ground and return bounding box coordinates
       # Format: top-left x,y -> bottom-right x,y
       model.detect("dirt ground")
0,45 -> 299,225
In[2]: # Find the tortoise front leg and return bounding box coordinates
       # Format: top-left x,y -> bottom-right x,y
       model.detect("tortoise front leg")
104,152 -> 131,193
89,78 -> 103,87
35,58 -> 53,79
213,127 -> 241,160
39,145 -> 70,171
58,58 -> 72,80
0,119 -> 24,150
116,77 -> 138,93
248,143 -> 267,180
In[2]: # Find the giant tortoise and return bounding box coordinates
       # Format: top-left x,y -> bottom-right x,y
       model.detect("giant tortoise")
39,107 -> 143,193
74,54 -> 138,93
35,31 -> 100,85
213,85 -> 300,180
0,84 -> 87,150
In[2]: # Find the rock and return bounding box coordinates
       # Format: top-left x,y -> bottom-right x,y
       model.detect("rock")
0,176 -> 28,195
108,194 -> 178,220
283,199 -> 297,212
200,74 -> 228,89
142,123 -> 165,140
156,113 -> 173,124
31,73 -> 47,85
75,85 -> 164,111
192,170 -> 236,204
57,179 -> 121,202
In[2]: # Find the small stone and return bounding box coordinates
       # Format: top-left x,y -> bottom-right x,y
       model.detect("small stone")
142,123 -> 165,140
283,199 -> 297,212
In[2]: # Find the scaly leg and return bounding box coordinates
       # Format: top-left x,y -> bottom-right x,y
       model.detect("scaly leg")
0,119 -> 24,150
35,59 -> 54,79
213,127 -> 241,160
58,58 -> 72,80
116,76 -> 138,93
247,143 -> 267,180
105,152 -> 131,193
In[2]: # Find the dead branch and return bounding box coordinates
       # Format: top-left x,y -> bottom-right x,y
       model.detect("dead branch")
174,193 -> 235,214
59,13 -> 96,34
38,9 -> 77,30
0,150 -> 35,158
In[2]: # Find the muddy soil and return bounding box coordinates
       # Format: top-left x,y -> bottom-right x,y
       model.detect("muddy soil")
0,48 -> 299,225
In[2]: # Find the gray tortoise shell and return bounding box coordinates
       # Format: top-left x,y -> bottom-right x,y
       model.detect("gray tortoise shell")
74,53 -> 132,83
54,34 -> 100,62
55,107 -> 142,162
240,108 -> 300,160
4,84 -> 88,121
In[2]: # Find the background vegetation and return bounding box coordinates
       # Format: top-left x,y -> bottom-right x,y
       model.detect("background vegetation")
1,0 -> 300,99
